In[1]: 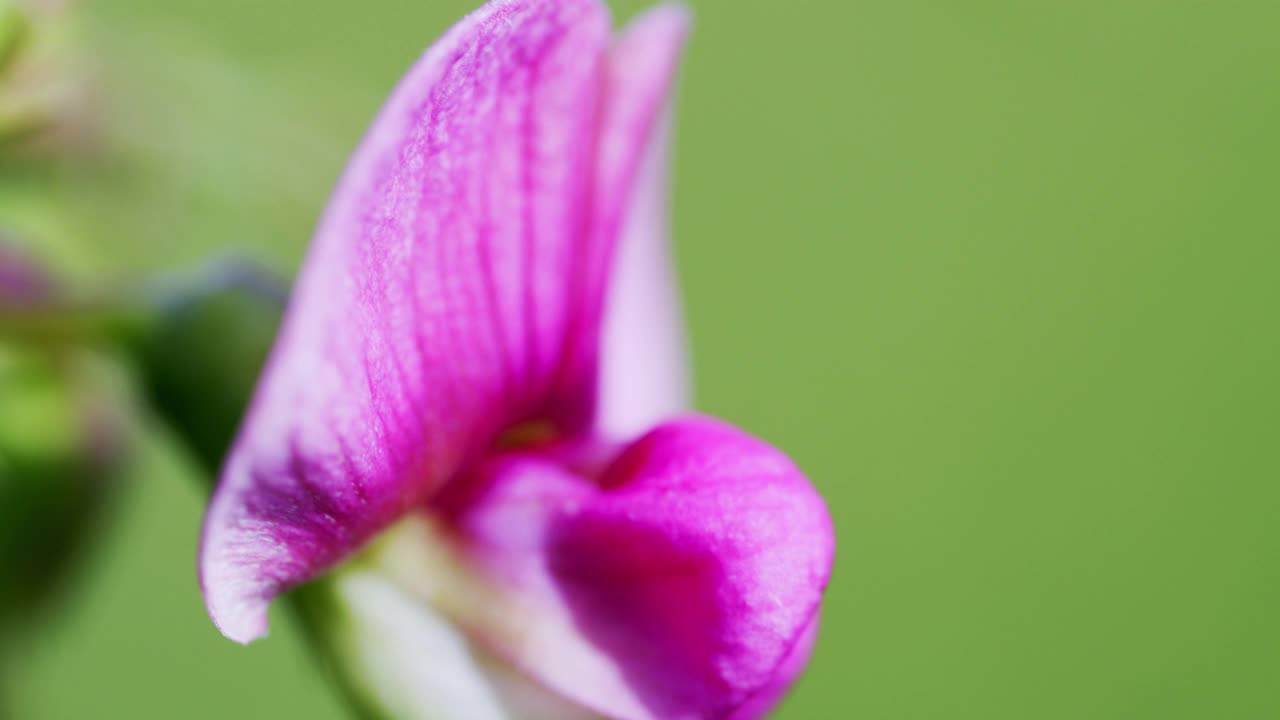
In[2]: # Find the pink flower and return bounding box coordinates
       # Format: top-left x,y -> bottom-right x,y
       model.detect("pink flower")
200,1 -> 833,718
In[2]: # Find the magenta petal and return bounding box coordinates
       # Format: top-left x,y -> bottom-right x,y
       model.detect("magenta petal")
200,0 -> 611,644
726,616 -> 820,720
446,416 -> 835,720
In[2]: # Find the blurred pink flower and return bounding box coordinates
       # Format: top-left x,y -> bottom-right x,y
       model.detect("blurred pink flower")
200,1 -> 833,717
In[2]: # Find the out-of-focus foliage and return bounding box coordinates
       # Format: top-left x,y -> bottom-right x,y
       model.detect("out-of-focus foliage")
0,0 -> 96,152
0,341 -> 125,639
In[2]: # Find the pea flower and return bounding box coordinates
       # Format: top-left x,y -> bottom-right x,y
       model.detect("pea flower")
200,1 -> 834,718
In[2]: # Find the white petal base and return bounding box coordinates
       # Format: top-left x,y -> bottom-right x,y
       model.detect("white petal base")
317,534 -> 601,720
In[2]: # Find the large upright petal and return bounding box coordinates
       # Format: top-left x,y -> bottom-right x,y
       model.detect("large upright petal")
201,0 -> 612,644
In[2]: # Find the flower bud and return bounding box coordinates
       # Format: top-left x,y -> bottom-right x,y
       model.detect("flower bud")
0,239 -> 131,639
131,259 -> 284,475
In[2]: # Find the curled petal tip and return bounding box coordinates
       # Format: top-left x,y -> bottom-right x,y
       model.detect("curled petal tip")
208,595 -> 269,646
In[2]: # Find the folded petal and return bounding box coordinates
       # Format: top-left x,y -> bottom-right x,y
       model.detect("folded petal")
391,416 -> 833,720
547,417 -> 833,719
201,0 -> 612,643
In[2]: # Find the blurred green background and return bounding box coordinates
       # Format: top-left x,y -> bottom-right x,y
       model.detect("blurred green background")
4,0 -> 1279,717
